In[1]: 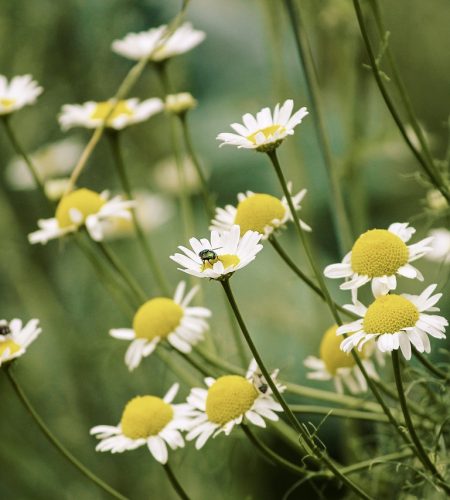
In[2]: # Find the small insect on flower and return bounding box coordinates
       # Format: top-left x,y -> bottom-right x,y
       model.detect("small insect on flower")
198,249 -> 218,264
0,325 -> 11,335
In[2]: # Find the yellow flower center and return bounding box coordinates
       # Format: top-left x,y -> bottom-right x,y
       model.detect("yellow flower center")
363,295 -> 419,334
234,194 -> 285,235
55,188 -> 105,228
319,325 -> 356,374
0,98 -> 15,108
90,101 -> 134,124
202,254 -> 240,271
206,375 -> 258,426
0,339 -> 21,358
120,396 -> 173,439
351,229 -> 409,277
247,124 -> 285,144
133,298 -> 183,340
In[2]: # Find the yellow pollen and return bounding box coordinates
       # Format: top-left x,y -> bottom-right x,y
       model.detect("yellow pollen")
206,375 -> 258,426
55,188 -> 105,228
319,325 -> 356,374
90,101 -> 134,124
120,396 -> 173,439
133,298 -> 183,340
234,194 -> 285,235
0,98 -> 15,108
202,254 -> 240,271
247,124 -> 285,144
351,229 -> 409,277
363,295 -> 419,334
0,339 -> 21,358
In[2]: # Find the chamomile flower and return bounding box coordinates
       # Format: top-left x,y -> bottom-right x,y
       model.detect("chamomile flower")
337,285 -> 448,360
0,75 -> 43,115
304,325 -> 381,394
324,223 -> 433,298
111,23 -> 205,62
165,92 -> 197,114
424,228 -> 450,264
110,281 -> 211,371
170,225 -> 263,280
0,319 -> 41,366
28,188 -> 135,244
58,98 -> 163,130
185,360 -> 284,449
210,187 -> 310,240
216,99 -> 308,152
90,383 -> 193,464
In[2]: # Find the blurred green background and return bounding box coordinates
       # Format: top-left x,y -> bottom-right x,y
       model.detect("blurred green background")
1,0 -> 449,498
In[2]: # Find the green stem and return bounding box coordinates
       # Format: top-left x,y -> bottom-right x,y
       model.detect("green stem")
107,130 -> 171,296
391,351 -> 450,493
283,0 -> 353,252
95,240 -> 147,304
178,114 -> 216,219
1,117 -> 51,210
338,449 -> 413,476
162,463 -> 190,500
220,279 -> 372,500
412,347 -> 449,380
268,236 -> 358,320
352,0 -> 449,201
242,425 -> 308,477
290,405 -> 389,423
5,367 -> 128,500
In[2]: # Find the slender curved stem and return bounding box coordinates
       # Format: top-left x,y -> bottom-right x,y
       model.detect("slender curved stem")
107,130 -> 171,296
352,0 -> 449,201
242,425 -> 308,476
338,449 -> 413,476
5,367 -> 128,500
391,351 -> 450,493
283,0 -> 353,252
1,117 -> 51,210
220,279 -> 372,500
290,405 -> 389,424
163,463 -> 190,500
268,236 -> 358,320
412,347 -> 449,380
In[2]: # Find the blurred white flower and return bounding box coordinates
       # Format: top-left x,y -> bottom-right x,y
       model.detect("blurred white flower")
44,178 -> 72,201
5,138 -> 82,191
426,189 -> 448,212
165,92 -> 197,114
0,318 -> 41,366
112,22 -> 205,62
216,99 -> 308,152
425,228 -> 450,264
152,155 -> 205,195
0,74 -> 43,115
102,191 -> 175,241
58,98 -> 163,130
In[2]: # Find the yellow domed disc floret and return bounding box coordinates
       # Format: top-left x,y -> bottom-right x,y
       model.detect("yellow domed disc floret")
234,194 -> 285,235
133,298 -> 183,340
202,254 -> 240,271
351,229 -> 409,277
363,295 -> 419,334
120,396 -> 173,439
320,325 -> 356,374
0,339 -> 21,358
206,375 -> 258,426
247,125 -> 285,145
55,188 -> 105,228
91,100 -> 133,124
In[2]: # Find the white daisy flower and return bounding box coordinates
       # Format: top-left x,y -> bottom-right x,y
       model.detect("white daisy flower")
110,281 -> 211,371
304,325 -> 382,394
0,318 -> 42,366
209,187 -> 310,240
216,99 -> 308,152
5,138 -> 82,191
152,154 -> 206,196
111,23 -> 205,62
337,285 -> 448,360
324,223 -> 433,298
90,383 -> 193,464
170,225 -> 263,280
58,98 -> 163,131
165,92 -> 197,114
184,360 -> 284,449
28,188 -> 135,244
0,74 -> 43,115
424,228 -> 450,265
